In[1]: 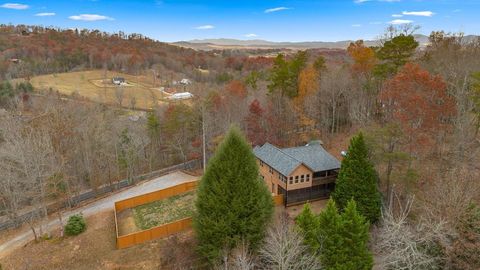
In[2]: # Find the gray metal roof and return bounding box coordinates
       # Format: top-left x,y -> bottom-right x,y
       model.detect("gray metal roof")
253,143 -> 340,176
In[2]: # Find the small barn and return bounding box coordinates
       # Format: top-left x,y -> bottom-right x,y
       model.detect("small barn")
112,77 -> 126,85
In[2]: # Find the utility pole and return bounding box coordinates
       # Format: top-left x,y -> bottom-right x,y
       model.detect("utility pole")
202,105 -> 206,174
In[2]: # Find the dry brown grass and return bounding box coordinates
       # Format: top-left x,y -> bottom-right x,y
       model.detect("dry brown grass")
0,211 -> 198,270
27,70 -> 169,110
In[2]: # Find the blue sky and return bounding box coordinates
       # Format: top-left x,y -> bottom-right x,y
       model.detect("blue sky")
1,0 -> 479,42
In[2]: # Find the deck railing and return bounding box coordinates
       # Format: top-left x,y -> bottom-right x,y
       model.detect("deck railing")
312,175 -> 336,186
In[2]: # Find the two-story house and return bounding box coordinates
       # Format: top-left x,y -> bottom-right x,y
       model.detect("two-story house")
253,141 -> 341,206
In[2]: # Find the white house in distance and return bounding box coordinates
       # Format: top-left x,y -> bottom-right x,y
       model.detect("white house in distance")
168,92 -> 194,100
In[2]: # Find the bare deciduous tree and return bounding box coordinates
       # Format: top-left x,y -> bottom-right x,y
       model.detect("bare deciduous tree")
373,193 -> 447,270
259,214 -> 321,270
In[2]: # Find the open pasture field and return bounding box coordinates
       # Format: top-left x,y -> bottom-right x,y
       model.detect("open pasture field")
28,70 -> 168,110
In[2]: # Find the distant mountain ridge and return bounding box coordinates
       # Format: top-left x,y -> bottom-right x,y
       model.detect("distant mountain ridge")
174,34 -> 479,50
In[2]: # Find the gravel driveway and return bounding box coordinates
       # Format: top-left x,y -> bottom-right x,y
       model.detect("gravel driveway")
0,171 -> 199,258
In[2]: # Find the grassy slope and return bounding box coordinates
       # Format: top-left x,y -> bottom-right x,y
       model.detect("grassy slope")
27,70 -> 166,110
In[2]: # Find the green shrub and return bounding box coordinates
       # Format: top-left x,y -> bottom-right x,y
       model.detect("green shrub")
65,214 -> 86,236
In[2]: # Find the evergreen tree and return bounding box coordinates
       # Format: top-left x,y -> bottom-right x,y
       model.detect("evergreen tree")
317,199 -> 344,269
332,132 -> 382,223
301,199 -> 373,270
268,51 -> 307,98
146,112 -> 160,139
0,81 -> 15,105
338,200 -> 373,270
295,203 -> 320,252
373,34 -> 419,78
193,126 -> 274,264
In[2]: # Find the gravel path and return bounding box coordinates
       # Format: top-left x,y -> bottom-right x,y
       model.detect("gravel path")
0,171 -> 198,258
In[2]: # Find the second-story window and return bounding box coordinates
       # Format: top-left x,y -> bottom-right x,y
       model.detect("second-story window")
289,176 -> 293,185
295,176 -> 299,183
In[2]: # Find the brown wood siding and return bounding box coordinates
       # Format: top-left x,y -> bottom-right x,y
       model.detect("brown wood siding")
286,164 -> 313,191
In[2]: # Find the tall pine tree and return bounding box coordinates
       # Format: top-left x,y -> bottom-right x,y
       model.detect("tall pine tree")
295,203 -> 320,252
317,200 -> 344,268
332,132 -> 382,223
338,200 -> 373,270
193,126 -> 274,264
297,199 -> 373,270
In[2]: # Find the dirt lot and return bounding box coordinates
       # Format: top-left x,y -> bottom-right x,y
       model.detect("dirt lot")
0,211 -> 199,270
285,199 -> 328,217
1,200 -> 326,270
0,171 -> 199,258
26,70 -> 169,110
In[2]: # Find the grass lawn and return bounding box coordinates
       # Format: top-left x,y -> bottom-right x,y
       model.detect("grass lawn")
22,70 -> 168,110
132,191 -> 196,230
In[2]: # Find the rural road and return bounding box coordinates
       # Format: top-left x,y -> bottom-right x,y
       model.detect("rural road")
0,171 -> 199,258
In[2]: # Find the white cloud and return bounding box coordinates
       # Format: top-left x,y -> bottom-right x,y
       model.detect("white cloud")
244,33 -> 258,38
195,25 -> 214,30
264,7 -> 290,13
402,11 -> 434,17
69,14 -> 114,21
453,9 -> 461,13
389,19 -> 413,25
35,12 -> 55,16
392,14 -> 403,18
352,24 -> 362,27
1,3 -> 29,9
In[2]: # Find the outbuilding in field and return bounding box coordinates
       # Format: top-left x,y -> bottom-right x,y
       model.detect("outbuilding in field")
112,77 -> 126,85
180,78 -> 192,85
168,92 -> 194,100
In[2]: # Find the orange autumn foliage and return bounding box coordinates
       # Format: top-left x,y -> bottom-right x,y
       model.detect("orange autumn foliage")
347,40 -> 377,74
225,80 -> 247,99
379,63 -> 456,150
296,66 -> 319,107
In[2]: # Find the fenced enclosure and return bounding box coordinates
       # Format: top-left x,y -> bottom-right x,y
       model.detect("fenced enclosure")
114,181 -> 284,249
0,159 -> 201,231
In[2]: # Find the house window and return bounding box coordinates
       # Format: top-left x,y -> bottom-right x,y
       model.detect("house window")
301,175 -> 305,183
306,174 -> 310,182
289,176 -> 293,185
295,176 -> 299,183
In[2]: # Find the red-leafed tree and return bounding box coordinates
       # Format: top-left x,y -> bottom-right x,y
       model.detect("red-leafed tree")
245,99 -> 267,146
379,63 -> 456,153
244,99 -> 284,147
225,80 -> 247,99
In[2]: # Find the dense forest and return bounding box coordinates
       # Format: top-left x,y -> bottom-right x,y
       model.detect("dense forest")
0,23 -> 480,269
